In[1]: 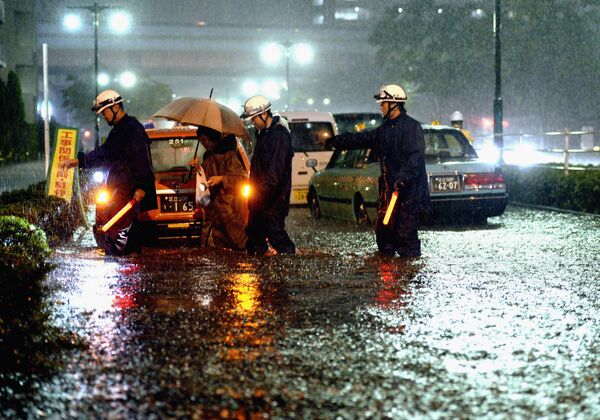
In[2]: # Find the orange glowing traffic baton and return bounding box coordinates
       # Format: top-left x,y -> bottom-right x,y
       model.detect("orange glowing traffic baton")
101,199 -> 137,233
382,191 -> 398,225
241,182 -> 251,198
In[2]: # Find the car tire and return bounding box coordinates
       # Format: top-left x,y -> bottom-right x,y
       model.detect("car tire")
472,214 -> 488,225
308,188 -> 321,219
354,195 -> 370,225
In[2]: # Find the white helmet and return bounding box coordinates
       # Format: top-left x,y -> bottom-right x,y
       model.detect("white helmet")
450,111 -> 463,122
374,84 -> 407,103
91,89 -> 124,114
241,95 -> 271,120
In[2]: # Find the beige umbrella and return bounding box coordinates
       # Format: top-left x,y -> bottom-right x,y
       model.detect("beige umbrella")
152,97 -> 248,138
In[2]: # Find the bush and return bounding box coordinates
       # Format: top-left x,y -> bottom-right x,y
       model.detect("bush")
0,215 -> 51,282
0,216 -> 53,311
0,182 -> 81,246
0,215 -> 83,378
503,165 -> 600,214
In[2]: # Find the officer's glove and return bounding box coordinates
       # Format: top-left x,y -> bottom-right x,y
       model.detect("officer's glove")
323,136 -> 336,150
394,181 -> 408,194
133,189 -> 146,203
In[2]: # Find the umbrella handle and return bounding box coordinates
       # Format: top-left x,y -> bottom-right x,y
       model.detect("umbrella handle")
188,137 -> 201,181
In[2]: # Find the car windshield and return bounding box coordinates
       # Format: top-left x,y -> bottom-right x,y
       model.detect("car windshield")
149,138 -> 199,172
288,122 -> 334,152
424,129 -> 477,160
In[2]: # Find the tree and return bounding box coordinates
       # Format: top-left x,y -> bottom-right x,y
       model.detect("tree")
0,78 -> 7,160
501,1 -> 600,130
369,1 -> 493,122
62,73 -> 174,128
368,0 -> 600,132
1,72 -> 29,160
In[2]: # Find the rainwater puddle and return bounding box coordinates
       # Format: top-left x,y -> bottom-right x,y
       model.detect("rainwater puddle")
2,206 -> 599,418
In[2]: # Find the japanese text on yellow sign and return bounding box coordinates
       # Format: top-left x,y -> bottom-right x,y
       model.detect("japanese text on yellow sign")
47,128 -> 78,202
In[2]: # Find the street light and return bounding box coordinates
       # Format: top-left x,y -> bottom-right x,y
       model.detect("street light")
260,41 -> 314,109
63,1 -> 130,147
97,71 -> 137,89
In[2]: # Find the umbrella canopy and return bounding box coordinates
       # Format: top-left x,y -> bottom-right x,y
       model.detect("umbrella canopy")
152,97 -> 248,138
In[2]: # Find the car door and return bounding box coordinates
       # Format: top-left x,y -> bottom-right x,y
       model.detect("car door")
333,149 -> 369,221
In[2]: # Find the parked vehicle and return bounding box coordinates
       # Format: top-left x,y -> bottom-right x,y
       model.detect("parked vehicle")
279,111 -> 338,204
93,126 -> 250,244
307,124 -> 508,224
333,112 -> 382,134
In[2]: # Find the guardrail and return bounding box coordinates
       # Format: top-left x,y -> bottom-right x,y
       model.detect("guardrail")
476,129 -> 600,175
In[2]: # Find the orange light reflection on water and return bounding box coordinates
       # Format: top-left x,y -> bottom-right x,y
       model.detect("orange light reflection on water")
221,268 -> 276,362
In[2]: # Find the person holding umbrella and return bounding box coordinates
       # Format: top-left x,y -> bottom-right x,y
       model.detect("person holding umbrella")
61,89 -> 157,255
241,95 -> 296,256
153,96 -> 253,251
190,126 -> 249,251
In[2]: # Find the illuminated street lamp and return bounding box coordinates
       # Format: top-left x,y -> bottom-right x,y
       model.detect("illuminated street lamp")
260,41 -> 314,109
118,71 -> 137,88
63,1 -> 130,147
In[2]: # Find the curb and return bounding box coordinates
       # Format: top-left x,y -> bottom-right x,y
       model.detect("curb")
509,202 -> 600,217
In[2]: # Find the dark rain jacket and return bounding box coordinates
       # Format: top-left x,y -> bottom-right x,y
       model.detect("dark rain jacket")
201,137 -> 249,250
248,115 -> 294,216
78,115 -> 157,212
330,111 -> 430,211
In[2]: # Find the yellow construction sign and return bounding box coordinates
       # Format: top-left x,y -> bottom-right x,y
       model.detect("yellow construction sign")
47,127 -> 78,202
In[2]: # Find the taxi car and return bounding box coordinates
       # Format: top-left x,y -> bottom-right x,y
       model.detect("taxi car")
93,126 -> 250,245
307,124 -> 508,224
279,111 -> 338,204
244,111 -> 338,205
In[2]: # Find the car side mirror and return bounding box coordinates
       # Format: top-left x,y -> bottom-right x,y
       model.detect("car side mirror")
306,159 -> 317,168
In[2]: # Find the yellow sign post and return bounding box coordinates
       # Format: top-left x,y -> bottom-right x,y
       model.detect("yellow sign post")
46,127 -> 79,202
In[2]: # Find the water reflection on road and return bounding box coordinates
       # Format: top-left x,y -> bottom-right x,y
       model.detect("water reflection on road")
5,206 -> 599,418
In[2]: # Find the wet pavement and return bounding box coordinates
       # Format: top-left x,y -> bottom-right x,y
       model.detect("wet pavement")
2,206 -> 600,418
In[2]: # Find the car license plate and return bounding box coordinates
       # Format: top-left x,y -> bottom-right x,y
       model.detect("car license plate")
161,195 -> 194,213
294,189 -> 308,202
430,175 -> 461,192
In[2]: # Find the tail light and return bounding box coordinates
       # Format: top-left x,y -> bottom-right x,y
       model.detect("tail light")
464,172 -> 505,190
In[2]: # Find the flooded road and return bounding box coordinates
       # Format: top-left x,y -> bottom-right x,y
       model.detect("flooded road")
2,206 -> 600,418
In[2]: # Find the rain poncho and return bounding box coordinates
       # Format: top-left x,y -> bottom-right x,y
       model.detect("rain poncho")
330,110 -> 430,256
200,136 -> 248,251
246,115 -> 296,255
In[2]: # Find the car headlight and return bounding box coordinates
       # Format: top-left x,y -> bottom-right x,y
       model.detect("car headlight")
92,170 -> 105,183
96,189 -> 109,204
476,145 -> 501,163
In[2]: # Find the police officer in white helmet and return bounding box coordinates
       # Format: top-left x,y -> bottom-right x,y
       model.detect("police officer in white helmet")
241,95 -> 295,256
450,110 -> 474,144
327,84 -> 430,257
61,89 -> 157,255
